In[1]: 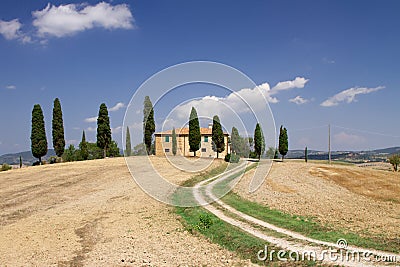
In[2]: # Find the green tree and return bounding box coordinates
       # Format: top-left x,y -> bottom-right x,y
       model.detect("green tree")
19,156 -> 22,168
189,107 -> 201,157
230,127 -> 241,155
172,127 -> 177,156
133,143 -> 147,156
212,115 -> 225,158
143,96 -> 155,155
96,103 -> 112,158
266,147 -> 275,159
254,123 -> 265,159
274,148 -> 279,159
52,98 -> 65,158
388,154 -> 400,171
63,144 -> 77,162
79,130 -> 89,160
31,104 -> 48,165
279,125 -> 288,161
87,142 -> 104,159
125,126 -> 132,156
305,146 -> 308,163
107,141 -> 121,157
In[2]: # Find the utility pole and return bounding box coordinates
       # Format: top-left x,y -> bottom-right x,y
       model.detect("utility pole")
328,124 -> 331,164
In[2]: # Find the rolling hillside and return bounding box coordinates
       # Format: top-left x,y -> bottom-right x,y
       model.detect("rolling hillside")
0,149 -> 56,165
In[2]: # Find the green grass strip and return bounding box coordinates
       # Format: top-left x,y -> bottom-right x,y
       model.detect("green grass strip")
221,192 -> 399,253
173,162 -> 316,266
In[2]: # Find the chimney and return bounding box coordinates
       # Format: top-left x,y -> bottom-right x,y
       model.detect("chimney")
208,123 -> 212,129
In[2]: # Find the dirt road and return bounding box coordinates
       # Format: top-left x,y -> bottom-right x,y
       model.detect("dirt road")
194,160 -> 399,267
234,161 -> 400,239
0,157 -> 253,266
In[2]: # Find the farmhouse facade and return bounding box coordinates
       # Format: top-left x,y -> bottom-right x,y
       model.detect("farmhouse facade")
155,124 -> 230,158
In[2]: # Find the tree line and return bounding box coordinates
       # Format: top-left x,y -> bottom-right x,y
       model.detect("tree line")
30,99 -> 120,165
129,96 -> 289,161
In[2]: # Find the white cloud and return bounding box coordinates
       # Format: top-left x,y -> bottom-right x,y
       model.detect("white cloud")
130,122 -> 142,130
85,116 -> 98,123
66,139 -> 78,145
21,36 -> 32,44
32,2 -> 134,38
172,77 -> 309,120
0,19 -> 32,43
271,77 -> 309,92
112,126 -> 122,134
86,126 -> 96,132
109,102 -> 126,112
334,132 -> 366,146
173,84 -> 270,121
0,19 -> 22,40
5,85 -> 16,90
165,77 -> 308,130
322,57 -> 335,64
289,96 -> 309,105
321,86 -> 384,107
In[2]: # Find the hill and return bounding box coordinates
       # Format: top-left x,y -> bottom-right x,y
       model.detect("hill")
0,157 -> 246,266
0,149 -> 56,165
286,147 -> 400,163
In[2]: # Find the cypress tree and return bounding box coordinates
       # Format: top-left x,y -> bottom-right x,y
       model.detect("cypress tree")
274,148 -> 279,159
305,146 -> 308,163
96,103 -> 112,158
125,126 -> 132,156
230,127 -> 240,155
172,127 -> 177,156
79,130 -> 89,160
52,98 -> 65,158
254,123 -> 264,159
31,104 -> 48,164
143,96 -> 155,155
279,125 -> 288,161
188,107 -> 201,157
19,156 -> 22,168
212,115 -> 225,158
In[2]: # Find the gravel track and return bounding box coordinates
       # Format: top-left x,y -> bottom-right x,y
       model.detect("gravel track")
193,160 -> 400,267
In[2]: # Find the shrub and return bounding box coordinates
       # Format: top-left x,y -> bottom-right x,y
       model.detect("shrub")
63,144 -> 77,162
196,213 -> 213,230
388,154 -> 400,172
32,161 -> 41,166
225,153 -> 240,163
1,164 -> 12,172
49,156 -> 63,164
49,156 -> 57,164
249,150 -> 258,159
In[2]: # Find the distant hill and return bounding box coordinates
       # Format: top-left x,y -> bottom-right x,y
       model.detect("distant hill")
285,146 -> 400,163
0,149 -> 56,166
1,146 -> 399,165
370,147 -> 400,155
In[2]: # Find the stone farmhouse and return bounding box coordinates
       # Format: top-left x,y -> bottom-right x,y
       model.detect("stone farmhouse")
155,124 -> 230,158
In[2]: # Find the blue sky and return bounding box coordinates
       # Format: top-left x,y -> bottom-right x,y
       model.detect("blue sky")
0,0 -> 399,155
